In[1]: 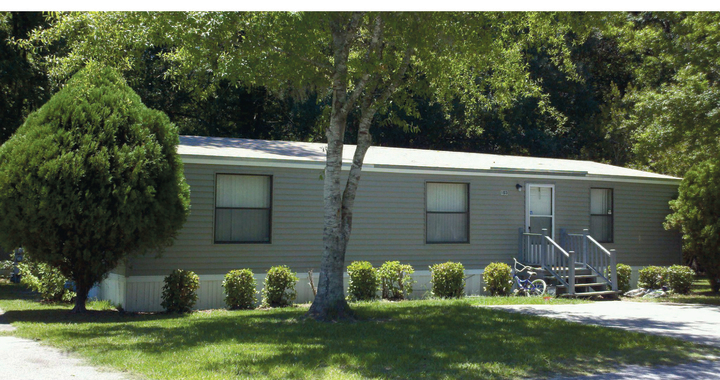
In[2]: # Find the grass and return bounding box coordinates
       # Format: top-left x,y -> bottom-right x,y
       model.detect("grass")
0,281 -> 717,380
623,277 -> 720,306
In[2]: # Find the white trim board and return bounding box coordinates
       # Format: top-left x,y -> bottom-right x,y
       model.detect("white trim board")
181,156 -> 681,186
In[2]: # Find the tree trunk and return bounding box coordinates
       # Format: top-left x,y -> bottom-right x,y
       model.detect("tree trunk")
307,16 -> 359,321
71,279 -> 89,313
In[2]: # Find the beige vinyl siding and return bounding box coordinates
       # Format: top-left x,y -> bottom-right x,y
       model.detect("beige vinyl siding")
127,163 -> 681,277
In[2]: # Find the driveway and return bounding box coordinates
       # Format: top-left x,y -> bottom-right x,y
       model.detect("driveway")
489,301 -> 720,347
488,301 -> 720,380
0,308 -> 137,380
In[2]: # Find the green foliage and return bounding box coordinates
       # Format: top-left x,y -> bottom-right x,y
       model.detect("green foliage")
377,261 -> 414,301
346,261 -> 379,301
638,266 -> 667,290
0,62 -> 190,311
429,262 -> 466,299
0,12 -> 52,145
161,269 -> 199,313
261,266 -> 298,308
222,269 -> 257,310
17,255 -> 75,303
665,265 -> 695,295
613,13 -> 720,176
483,262 -> 513,296
666,159 -> 720,293
616,263 -> 632,294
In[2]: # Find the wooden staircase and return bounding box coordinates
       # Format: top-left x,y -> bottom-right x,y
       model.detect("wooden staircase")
518,228 -> 619,299
535,266 -> 618,298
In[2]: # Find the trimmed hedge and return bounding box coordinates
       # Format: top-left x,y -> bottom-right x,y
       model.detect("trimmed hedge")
223,269 -> 257,310
347,261 -> 379,301
161,269 -> 199,313
429,262 -> 465,298
483,262 -> 512,296
666,265 -> 695,294
616,263 -> 632,294
378,261 -> 414,300
638,266 -> 666,289
261,265 -> 298,307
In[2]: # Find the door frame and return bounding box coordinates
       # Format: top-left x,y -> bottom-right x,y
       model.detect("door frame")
525,183 -> 555,238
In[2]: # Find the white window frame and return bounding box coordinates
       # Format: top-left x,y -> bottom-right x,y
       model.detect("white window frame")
525,183 -> 555,238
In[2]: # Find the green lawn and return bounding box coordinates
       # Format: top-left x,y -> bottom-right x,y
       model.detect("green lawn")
624,277 -> 720,306
0,282 -> 717,380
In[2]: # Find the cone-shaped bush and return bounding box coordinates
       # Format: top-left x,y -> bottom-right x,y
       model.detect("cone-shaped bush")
0,62 -> 190,312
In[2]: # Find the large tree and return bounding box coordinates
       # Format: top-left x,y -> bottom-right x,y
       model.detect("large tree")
612,12 -> 720,177
0,63 -> 190,312
26,12 -> 597,319
665,159 -> 720,293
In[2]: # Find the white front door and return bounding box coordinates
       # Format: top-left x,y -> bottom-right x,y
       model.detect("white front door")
526,184 -> 555,237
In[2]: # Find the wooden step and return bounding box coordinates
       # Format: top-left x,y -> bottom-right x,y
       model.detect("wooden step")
560,290 -> 618,298
546,274 -> 597,280
557,282 -> 608,288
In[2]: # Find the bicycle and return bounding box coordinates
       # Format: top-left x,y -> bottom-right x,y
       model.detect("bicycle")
512,258 -> 547,296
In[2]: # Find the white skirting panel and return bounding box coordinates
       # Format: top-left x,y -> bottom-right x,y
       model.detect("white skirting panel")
97,273 -> 126,308
100,269 -> 487,312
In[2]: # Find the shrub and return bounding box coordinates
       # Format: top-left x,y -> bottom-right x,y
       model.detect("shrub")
222,269 -> 258,310
17,256 -> 75,303
616,263 -> 632,294
429,261 -> 465,298
347,261 -> 379,301
483,262 -> 512,296
638,266 -> 666,289
161,269 -> 199,313
377,261 -> 414,300
261,265 -> 298,307
665,265 -> 695,294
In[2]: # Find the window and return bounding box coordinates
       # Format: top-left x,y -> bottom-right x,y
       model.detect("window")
590,188 -> 613,243
426,182 -> 469,243
215,174 -> 272,243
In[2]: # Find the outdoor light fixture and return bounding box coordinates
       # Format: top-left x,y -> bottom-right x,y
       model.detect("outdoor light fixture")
516,184 -> 523,192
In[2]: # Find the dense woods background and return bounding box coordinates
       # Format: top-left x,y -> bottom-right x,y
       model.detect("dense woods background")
3,11 -> 717,179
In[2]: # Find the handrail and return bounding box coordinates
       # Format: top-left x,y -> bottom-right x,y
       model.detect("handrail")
543,235 -> 575,295
559,229 -> 618,293
587,235 -> 611,256
544,236 -> 570,257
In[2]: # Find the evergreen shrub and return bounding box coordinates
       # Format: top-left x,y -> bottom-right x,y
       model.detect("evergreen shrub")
161,269 -> 199,313
223,269 -> 257,309
616,263 -> 632,294
261,265 -> 298,307
377,261 -> 414,300
665,265 -> 695,294
347,261 -> 379,301
429,261 -> 465,298
638,266 -> 666,289
483,262 -> 512,296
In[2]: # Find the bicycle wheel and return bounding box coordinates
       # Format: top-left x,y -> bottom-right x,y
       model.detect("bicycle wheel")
528,279 -> 547,296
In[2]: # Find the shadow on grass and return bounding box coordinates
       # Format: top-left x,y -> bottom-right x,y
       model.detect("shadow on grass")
4,300 -> 716,380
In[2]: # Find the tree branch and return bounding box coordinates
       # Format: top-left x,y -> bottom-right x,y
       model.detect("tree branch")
270,46 -> 333,74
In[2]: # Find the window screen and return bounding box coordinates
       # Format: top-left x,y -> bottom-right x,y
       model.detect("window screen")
426,182 -> 469,243
215,174 -> 271,243
590,188 -> 613,243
